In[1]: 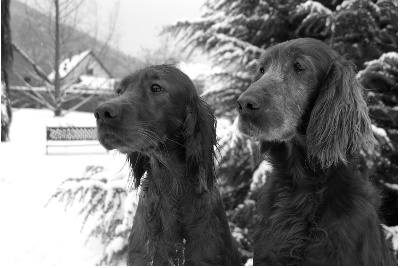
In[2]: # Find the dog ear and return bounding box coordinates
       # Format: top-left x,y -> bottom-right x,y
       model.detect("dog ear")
183,97 -> 217,193
127,152 -> 150,189
307,59 -> 375,168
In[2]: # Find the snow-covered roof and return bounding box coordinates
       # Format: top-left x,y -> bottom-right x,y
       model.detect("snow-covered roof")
48,50 -> 91,81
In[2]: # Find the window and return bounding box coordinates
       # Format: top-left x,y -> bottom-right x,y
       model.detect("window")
86,68 -> 94,75
24,76 -> 31,84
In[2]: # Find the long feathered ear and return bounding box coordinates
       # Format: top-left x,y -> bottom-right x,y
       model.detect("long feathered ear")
127,152 -> 150,189
307,59 -> 375,168
183,97 -> 217,193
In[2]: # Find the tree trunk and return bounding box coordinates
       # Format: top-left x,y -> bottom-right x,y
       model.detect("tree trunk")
54,105 -> 62,116
1,0 -> 12,141
1,70 -> 12,141
54,0 -> 62,117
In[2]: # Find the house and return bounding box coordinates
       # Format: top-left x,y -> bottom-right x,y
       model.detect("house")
10,44 -> 117,93
9,44 -> 117,111
47,49 -> 117,94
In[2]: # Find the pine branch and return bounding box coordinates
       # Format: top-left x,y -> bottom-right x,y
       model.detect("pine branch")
47,165 -> 138,265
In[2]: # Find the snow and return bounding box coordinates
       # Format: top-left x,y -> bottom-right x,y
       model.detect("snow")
10,86 -> 48,92
244,258 -> 253,266
382,225 -> 398,251
0,108 -> 130,266
48,50 -> 91,81
232,226 -> 245,240
173,16 -> 209,26
382,52 -> 398,61
371,124 -> 390,142
371,124 -> 394,150
383,182 -> 398,191
214,33 -> 263,53
298,0 -> 332,15
251,161 -> 272,191
356,52 -> 398,82
115,191 -> 137,236
0,108 -> 231,265
362,52 -> 398,70
105,236 -> 126,263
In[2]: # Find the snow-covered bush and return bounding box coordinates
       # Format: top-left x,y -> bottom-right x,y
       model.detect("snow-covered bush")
357,51 -> 398,229
47,165 -> 138,265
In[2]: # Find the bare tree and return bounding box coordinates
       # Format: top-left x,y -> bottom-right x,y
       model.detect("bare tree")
13,0 -> 119,116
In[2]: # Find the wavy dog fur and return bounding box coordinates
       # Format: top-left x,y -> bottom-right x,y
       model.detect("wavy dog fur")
95,65 -> 241,265
237,38 -> 396,265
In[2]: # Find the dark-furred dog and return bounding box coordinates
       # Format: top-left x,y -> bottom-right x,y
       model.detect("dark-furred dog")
95,65 -> 241,265
237,38 -> 397,265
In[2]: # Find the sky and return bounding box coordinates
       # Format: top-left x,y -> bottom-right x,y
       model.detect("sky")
23,0 -> 208,62
92,0 -> 207,57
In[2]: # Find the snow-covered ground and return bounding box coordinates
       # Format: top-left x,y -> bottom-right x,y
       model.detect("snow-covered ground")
0,108 -> 129,266
0,108 -> 234,266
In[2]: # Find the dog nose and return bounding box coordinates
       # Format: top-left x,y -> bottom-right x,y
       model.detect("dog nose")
94,103 -> 120,122
237,94 -> 261,115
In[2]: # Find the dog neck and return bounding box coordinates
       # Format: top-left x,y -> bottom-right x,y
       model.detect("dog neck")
138,146 -> 209,265
148,150 -> 185,183
135,151 -> 185,265
258,136 -> 361,264
260,135 -> 356,185
260,135 -> 376,219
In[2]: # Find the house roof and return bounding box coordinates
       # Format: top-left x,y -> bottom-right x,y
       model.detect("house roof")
47,50 -> 113,81
89,52 -> 114,78
48,50 -> 91,81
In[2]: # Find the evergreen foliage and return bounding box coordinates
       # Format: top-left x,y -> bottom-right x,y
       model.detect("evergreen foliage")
165,0 -> 398,261
358,51 -> 398,225
47,165 -> 138,265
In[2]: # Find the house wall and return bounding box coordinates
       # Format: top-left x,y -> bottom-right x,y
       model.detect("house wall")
88,57 -> 111,78
62,53 -> 111,85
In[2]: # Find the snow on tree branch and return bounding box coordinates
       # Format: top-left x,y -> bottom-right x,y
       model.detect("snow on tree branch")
47,165 -> 138,265
357,52 -> 398,88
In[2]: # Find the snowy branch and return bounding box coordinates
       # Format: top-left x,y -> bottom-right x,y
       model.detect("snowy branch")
47,165 -> 138,265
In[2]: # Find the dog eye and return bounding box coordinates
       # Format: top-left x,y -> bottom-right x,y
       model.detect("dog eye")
294,62 -> 306,73
259,67 -> 265,74
116,89 -> 122,96
151,84 -> 163,92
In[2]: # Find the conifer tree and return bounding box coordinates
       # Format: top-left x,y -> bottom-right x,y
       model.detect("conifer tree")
166,0 -> 398,260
